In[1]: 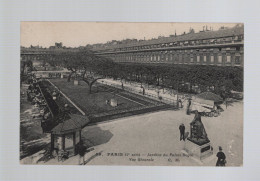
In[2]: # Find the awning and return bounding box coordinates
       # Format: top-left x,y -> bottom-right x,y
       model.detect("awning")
192,97 -> 214,108
191,104 -> 211,113
196,92 -> 223,103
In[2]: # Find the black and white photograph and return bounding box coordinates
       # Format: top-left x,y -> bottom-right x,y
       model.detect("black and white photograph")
20,22 -> 244,166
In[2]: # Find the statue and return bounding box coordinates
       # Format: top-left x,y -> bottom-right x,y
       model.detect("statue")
188,110 -> 210,145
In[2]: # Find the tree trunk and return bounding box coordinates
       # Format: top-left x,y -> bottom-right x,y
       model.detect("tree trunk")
89,84 -> 92,94
21,63 -> 26,75
67,72 -> 74,82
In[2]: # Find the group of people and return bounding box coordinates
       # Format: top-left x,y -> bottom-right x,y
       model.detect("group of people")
27,77 -> 51,119
48,72 -> 62,78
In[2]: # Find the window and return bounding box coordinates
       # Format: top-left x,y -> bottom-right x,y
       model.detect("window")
161,55 -> 164,61
204,55 -> 207,62
197,55 -> 200,62
190,57 -> 194,62
54,136 -> 63,150
235,56 -> 241,64
210,55 -> 214,63
179,55 -> 182,62
218,55 -> 222,63
65,134 -> 74,149
226,55 -> 231,63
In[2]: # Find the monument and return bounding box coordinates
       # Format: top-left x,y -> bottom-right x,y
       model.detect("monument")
184,111 -> 213,160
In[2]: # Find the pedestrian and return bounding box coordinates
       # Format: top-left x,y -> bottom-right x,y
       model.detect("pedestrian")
178,99 -> 183,108
121,82 -> 124,90
216,146 -> 226,166
225,98 -> 228,109
77,140 -> 87,165
179,123 -> 185,141
187,98 -> 192,115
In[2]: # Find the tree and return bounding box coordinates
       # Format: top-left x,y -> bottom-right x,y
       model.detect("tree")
21,59 -> 33,76
59,51 -> 88,82
80,55 -> 114,94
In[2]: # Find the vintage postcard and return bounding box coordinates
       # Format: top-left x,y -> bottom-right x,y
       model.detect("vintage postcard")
20,22 -> 243,166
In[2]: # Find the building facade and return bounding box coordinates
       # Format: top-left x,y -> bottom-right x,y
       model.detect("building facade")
93,26 -> 244,67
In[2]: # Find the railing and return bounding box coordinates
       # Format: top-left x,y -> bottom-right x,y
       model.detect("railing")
99,81 -> 178,107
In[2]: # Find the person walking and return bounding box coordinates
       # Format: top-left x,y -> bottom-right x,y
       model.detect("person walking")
178,99 -> 183,108
77,141 -> 87,165
179,123 -> 185,141
186,98 -> 192,115
216,146 -> 226,166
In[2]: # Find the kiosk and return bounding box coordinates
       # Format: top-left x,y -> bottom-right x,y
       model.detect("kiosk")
51,114 -> 90,157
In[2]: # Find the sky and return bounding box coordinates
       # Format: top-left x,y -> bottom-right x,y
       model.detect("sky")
21,22 -> 240,48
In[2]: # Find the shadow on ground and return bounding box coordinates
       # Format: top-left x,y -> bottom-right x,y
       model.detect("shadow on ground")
81,126 -> 113,148
184,132 -> 190,140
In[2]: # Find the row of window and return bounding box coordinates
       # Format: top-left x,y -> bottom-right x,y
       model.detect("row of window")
101,36 -> 244,52
110,53 -> 242,65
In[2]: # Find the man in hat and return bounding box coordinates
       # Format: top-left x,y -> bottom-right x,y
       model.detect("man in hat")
179,123 -> 185,141
77,140 -> 87,165
216,146 -> 226,166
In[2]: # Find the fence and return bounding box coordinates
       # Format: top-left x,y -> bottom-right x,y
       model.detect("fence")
100,80 -> 178,107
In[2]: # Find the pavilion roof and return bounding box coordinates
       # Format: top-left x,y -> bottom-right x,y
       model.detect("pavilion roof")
51,114 -> 90,134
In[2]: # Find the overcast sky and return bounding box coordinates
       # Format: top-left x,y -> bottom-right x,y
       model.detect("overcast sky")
21,22 -> 240,48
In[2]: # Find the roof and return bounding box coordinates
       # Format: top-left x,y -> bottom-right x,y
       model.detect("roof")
196,92 -> 223,103
51,114 -> 90,134
93,26 -> 244,51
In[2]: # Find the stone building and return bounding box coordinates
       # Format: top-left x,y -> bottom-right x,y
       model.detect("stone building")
93,26 -> 244,67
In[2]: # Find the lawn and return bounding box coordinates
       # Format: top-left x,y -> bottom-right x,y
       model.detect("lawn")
49,78 -> 164,120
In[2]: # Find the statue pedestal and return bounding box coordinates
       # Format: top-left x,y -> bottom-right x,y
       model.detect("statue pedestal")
184,140 -> 213,160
